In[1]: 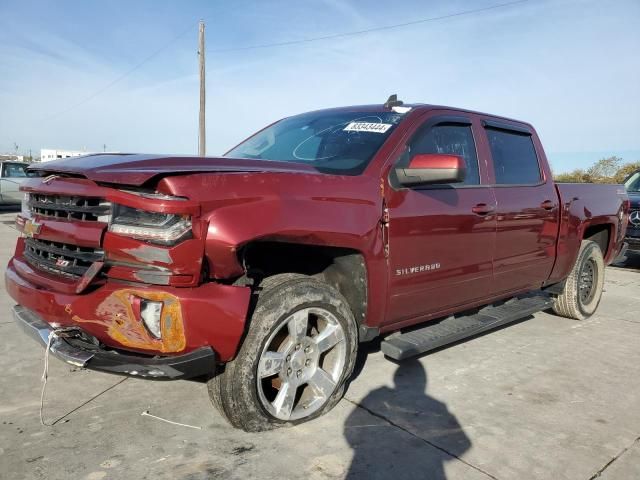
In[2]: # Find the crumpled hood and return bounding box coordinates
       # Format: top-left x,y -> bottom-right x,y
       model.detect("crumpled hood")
28,153 -> 318,186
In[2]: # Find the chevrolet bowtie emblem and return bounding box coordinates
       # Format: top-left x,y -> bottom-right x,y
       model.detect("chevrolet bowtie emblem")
23,219 -> 42,238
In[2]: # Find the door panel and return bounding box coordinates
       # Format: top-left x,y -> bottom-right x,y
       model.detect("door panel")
384,114 -> 496,326
386,187 -> 496,324
480,123 -> 560,294
492,185 -> 559,294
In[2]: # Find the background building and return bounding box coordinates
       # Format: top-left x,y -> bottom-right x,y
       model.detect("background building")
39,148 -> 93,162
0,154 -> 25,162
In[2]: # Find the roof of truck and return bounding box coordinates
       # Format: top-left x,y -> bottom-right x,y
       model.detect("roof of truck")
304,103 -> 533,129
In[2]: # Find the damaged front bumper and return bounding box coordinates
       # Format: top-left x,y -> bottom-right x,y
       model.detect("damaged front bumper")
6,256 -> 251,363
13,305 -> 217,380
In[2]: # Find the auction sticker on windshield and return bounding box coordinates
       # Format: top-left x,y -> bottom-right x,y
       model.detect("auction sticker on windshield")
344,122 -> 393,133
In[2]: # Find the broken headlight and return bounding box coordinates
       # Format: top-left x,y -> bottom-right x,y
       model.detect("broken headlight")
109,204 -> 192,245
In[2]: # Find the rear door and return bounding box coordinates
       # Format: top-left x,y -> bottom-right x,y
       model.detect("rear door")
479,119 -> 559,295
384,111 -> 496,326
0,162 -> 29,204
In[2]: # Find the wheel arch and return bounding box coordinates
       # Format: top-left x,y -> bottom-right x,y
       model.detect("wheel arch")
236,241 -> 369,331
582,222 -> 615,262
582,223 -> 612,257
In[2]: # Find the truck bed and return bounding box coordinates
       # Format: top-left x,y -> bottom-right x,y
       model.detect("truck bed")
550,183 -> 628,282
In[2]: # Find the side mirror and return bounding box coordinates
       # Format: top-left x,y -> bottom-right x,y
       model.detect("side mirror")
395,153 -> 466,187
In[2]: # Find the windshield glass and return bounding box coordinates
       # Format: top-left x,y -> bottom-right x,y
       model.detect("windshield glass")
224,110 -> 407,175
625,171 -> 640,192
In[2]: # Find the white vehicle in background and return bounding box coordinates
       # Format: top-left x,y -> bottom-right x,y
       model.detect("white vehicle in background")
0,162 -> 33,205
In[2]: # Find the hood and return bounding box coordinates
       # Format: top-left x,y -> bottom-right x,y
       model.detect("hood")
28,153 -> 319,186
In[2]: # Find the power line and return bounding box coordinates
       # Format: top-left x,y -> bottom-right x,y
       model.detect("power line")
39,22 -> 197,123
36,0 -> 532,121
208,0 -> 532,54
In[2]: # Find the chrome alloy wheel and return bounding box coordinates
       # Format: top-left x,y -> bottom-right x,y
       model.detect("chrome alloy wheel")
256,307 -> 347,421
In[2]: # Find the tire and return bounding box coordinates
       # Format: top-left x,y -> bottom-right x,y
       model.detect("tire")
208,274 -> 358,432
552,240 -> 605,320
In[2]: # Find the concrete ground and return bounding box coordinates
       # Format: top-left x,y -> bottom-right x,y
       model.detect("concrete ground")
0,206 -> 638,480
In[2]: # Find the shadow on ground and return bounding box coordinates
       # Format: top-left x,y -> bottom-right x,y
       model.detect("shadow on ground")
345,345 -> 471,479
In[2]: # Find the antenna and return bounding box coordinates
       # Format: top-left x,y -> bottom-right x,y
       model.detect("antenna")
384,94 -> 403,109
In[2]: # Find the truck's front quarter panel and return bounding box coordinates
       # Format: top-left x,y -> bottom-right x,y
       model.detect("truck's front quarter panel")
158,172 -> 389,331
6,176 -> 252,377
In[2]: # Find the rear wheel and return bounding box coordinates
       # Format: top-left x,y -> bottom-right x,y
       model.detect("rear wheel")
208,274 -> 357,432
552,240 -> 605,320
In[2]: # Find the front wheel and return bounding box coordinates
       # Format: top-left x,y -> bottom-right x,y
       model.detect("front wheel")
552,240 -> 605,320
208,274 -> 358,432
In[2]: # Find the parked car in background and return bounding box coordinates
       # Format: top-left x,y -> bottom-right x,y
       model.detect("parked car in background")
0,161 -> 33,205
6,99 -> 630,431
624,169 -> 640,252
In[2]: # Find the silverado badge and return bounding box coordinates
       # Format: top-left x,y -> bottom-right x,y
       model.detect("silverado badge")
23,219 -> 42,238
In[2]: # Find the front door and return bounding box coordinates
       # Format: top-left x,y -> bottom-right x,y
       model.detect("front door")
384,113 -> 496,327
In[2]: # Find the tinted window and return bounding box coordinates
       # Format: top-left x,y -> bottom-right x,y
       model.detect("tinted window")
625,171 -> 640,192
486,128 -> 541,184
2,163 -> 27,178
408,123 -> 480,185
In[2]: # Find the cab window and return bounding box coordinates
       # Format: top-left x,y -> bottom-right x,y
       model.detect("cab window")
407,123 -> 480,185
486,128 -> 541,185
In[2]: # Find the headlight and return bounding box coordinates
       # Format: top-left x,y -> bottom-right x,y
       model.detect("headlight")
109,204 -> 192,245
21,193 -> 30,217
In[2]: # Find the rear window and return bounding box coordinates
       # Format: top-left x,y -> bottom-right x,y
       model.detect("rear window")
486,128 -> 541,185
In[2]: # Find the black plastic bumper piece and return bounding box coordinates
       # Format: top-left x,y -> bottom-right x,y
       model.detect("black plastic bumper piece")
12,305 -> 217,380
624,237 -> 640,253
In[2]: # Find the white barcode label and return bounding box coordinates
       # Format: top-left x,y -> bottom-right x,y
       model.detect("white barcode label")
343,122 -> 392,133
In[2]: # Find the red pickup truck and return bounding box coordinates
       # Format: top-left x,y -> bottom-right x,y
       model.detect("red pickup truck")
7,98 -> 629,432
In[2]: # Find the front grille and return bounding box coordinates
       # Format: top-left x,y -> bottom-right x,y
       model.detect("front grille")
24,238 -> 104,279
29,193 -> 111,222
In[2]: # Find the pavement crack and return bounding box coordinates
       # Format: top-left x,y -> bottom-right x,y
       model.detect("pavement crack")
343,396 -> 499,480
587,435 -> 640,479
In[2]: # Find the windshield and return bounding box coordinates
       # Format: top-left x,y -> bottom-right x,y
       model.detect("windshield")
625,171 -> 640,192
224,110 -> 406,175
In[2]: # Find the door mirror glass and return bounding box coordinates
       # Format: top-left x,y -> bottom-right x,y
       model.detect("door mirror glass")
396,153 -> 466,187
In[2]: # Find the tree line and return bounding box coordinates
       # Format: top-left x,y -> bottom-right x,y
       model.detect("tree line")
554,156 -> 640,184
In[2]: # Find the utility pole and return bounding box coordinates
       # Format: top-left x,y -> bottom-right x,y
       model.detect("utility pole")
198,20 -> 206,156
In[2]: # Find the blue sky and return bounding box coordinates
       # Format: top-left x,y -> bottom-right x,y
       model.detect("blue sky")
0,0 -> 638,173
